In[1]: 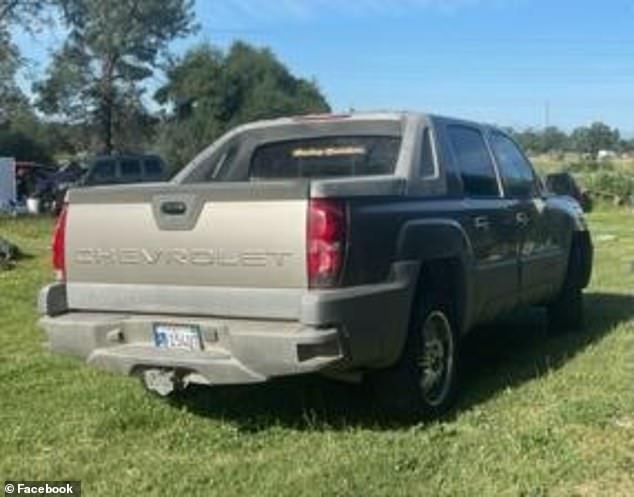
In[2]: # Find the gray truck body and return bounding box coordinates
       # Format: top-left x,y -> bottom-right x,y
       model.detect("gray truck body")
39,112 -> 592,389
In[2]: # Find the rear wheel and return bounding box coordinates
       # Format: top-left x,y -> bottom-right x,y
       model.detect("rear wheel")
370,291 -> 460,419
419,309 -> 457,407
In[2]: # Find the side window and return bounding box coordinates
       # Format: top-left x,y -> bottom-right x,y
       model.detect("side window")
144,158 -> 164,179
490,133 -> 538,197
120,159 -> 142,180
91,160 -> 116,182
419,128 -> 435,177
448,125 -> 499,197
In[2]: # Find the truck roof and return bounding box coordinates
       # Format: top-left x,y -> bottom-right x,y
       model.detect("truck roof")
233,110 -> 499,134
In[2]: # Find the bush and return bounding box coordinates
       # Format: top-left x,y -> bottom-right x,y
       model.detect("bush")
584,171 -> 634,203
565,159 -> 610,174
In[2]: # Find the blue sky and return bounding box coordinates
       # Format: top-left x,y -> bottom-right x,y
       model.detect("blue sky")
13,0 -> 634,133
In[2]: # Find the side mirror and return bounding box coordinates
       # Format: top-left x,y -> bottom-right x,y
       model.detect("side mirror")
544,173 -> 574,196
544,172 -> 593,213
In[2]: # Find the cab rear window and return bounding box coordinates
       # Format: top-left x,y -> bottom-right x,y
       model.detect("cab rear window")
250,136 -> 401,179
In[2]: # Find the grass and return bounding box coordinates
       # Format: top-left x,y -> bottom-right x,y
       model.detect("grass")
531,154 -> 634,176
1,209 -> 633,497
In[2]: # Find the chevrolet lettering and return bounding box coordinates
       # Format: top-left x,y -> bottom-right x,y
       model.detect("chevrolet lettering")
74,248 -> 294,267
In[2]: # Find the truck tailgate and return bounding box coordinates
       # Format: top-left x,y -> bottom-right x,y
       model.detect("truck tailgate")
64,182 -> 309,318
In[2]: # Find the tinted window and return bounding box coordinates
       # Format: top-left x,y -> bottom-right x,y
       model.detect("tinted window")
419,128 -> 435,177
448,125 -> 499,197
120,159 -> 142,178
250,136 -> 401,179
490,133 -> 537,197
144,158 -> 164,178
88,160 -> 116,184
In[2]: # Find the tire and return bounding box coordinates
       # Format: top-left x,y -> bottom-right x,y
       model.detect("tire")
547,239 -> 585,334
369,290 -> 461,419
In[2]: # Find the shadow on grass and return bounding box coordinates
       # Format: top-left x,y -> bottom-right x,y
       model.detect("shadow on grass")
168,292 -> 634,431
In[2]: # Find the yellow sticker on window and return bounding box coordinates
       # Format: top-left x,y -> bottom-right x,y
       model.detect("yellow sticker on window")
292,146 -> 367,158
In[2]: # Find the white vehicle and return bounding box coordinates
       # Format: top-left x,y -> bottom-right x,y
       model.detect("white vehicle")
0,157 -> 16,211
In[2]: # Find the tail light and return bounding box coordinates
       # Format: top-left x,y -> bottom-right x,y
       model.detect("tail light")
307,199 -> 346,288
52,205 -> 68,281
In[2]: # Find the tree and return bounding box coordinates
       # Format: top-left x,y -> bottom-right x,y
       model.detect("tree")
0,0 -> 50,26
111,84 -> 159,151
35,0 -> 196,154
0,124 -> 53,162
570,127 -> 590,156
155,42 -> 330,169
0,87 -> 54,162
512,128 -> 542,154
622,138 -> 634,154
1,0 -> 54,65
571,122 -> 619,158
0,45 -> 22,122
1,1 -> 39,120
510,126 -> 570,155
540,126 -> 569,153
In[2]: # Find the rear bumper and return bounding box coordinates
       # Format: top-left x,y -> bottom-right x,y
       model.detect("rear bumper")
39,313 -> 342,384
38,262 -> 418,385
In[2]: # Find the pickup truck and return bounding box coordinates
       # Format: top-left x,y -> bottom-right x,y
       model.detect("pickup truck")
38,112 -> 593,417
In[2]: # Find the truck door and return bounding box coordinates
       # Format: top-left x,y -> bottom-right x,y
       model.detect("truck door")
487,131 -> 566,303
446,124 -> 521,320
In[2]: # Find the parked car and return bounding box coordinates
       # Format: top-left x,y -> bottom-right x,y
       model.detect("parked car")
15,162 -> 57,202
544,172 -> 593,212
81,154 -> 169,186
34,162 -> 87,214
38,112 -> 593,418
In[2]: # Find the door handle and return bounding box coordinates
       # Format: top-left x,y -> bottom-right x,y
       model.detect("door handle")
160,201 -> 187,216
474,216 -> 490,230
516,211 -> 530,228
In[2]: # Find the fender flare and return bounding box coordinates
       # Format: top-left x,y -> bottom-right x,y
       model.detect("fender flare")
396,218 -> 475,334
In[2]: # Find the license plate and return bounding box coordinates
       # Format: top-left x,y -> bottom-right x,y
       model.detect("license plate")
153,323 -> 203,351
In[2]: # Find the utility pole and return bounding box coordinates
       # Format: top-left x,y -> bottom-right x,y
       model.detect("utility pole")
544,100 -> 550,129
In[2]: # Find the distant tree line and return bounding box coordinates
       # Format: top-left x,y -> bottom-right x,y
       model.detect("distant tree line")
507,122 -> 628,159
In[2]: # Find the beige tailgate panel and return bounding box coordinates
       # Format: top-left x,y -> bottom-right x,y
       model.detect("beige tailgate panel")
66,200 -> 308,289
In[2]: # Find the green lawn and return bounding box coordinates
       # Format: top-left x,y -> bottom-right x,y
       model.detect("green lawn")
1,209 -> 633,497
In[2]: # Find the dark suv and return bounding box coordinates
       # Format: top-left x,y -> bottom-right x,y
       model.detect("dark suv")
82,154 -> 169,186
